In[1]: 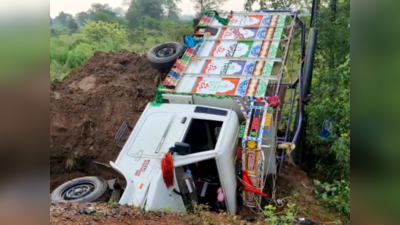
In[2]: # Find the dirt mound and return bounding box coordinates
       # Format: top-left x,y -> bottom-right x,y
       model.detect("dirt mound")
50,50 -> 158,190
50,202 -> 247,225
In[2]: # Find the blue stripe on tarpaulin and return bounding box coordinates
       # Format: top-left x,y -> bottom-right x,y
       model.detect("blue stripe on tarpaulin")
172,71 -> 181,79
168,71 -> 181,80
194,45 -> 201,55
242,137 -> 261,142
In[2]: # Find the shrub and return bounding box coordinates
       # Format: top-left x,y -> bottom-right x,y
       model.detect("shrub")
264,203 -> 296,225
314,179 -> 350,218
82,20 -> 128,50
50,38 -> 69,65
65,43 -> 95,69
50,61 -> 70,82
307,55 -> 350,181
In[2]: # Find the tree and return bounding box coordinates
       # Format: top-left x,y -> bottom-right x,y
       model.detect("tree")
50,28 -> 58,37
113,7 -> 127,17
75,12 -> 91,26
125,0 -> 165,29
67,18 -> 79,34
244,0 -> 309,11
164,0 -> 182,20
259,0 -> 268,9
89,3 -> 114,14
190,0 -> 228,15
53,11 -> 73,27
74,4 -> 128,26
89,3 -> 118,23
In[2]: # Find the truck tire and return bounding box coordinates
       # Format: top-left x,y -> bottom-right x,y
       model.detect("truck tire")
50,176 -> 108,204
147,42 -> 185,71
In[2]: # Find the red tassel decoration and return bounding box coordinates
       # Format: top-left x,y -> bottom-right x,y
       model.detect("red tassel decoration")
267,95 -> 280,108
242,170 -> 267,197
161,152 -> 174,188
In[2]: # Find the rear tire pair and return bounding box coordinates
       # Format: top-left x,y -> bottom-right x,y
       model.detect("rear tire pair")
50,176 -> 108,204
147,42 -> 185,71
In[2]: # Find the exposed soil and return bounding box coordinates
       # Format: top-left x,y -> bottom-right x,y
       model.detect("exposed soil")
50,202 -> 250,225
50,50 -> 158,190
275,164 -> 344,224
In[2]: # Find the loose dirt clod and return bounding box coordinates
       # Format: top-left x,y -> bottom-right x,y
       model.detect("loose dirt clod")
50,50 -> 158,190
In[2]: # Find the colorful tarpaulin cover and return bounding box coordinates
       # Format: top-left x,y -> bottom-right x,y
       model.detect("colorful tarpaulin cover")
162,11 -> 288,98
190,14 -> 286,97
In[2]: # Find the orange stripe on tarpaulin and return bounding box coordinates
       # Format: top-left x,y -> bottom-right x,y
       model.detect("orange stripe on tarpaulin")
216,78 -> 240,95
211,41 -> 223,57
245,15 -> 264,26
192,77 -> 241,95
192,77 -> 203,94
211,23 -> 227,57
246,15 -> 279,96
211,16 -> 228,56
201,60 -> 214,74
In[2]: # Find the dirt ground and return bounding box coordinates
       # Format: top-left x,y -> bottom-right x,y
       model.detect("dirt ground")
49,51 -> 346,224
50,50 -> 159,190
49,164 -> 344,225
275,164 -> 344,224
50,202 -> 250,225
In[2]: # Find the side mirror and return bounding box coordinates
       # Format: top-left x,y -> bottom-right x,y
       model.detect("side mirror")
174,142 -> 191,155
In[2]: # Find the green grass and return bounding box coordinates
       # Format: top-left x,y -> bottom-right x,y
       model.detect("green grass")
50,32 -> 127,82
57,33 -> 83,44
50,61 -> 71,82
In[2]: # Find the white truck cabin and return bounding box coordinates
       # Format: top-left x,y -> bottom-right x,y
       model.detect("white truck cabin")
110,103 -> 240,213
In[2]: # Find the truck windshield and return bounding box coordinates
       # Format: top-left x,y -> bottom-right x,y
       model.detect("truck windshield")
183,119 -> 223,154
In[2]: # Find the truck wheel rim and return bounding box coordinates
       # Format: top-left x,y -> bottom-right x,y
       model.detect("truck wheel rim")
62,183 -> 95,200
156,47 -> 175,58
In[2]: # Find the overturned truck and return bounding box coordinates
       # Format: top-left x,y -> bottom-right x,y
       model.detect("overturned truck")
51,8 -> 316,214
